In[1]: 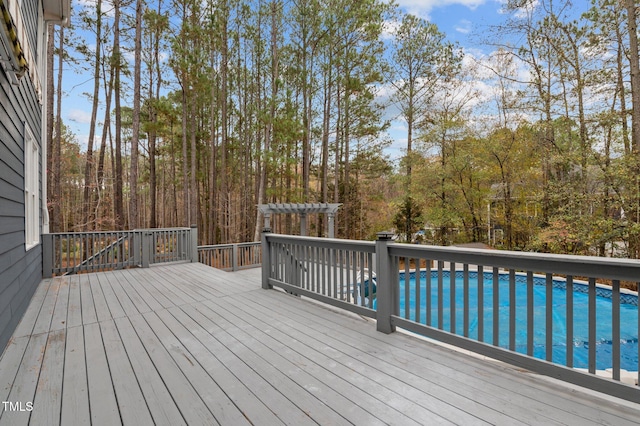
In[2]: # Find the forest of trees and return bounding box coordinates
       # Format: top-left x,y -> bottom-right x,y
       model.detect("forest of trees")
46,0 -> 640,259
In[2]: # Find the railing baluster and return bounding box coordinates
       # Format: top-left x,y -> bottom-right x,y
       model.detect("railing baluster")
527,271 -> 534,357
478,265 -> 484,343
368,252 -> 374,309
415,259 -> 421,324
322,247 -> 327,296
437,260 -> 444,330
546,273 -> 553,362
588,277 -> 596,374
463,264 -> 469,338
426,260 -> 431,326
450,261 -> 456,334
352,251 -> 358,305
509,269 -> 516,351
493,267 -> 499,347
612,279 -> 620,381
359,252 -> 365,306
404,257 -> 410,319
566,276 -> 573,367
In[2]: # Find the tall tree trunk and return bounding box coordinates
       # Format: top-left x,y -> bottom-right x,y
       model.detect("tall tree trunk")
129,0 -> 143,229
82,0 -> 103,231
625,0 -> 640,153
97,55 -> 115,227
254,1 -> 279,241
220,3 -> 229,241
113,0 -> 125,229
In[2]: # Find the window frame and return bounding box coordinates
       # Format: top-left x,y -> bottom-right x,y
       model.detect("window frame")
24,123 -> 39,250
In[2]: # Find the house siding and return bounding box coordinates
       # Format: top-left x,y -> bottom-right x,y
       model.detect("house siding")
0,0 -> 44,351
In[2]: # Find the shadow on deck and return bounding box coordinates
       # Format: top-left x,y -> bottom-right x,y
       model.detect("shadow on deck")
0,262 -> 639,425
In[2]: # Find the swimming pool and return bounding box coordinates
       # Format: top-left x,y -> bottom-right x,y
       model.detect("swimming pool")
389,270 -> 639,371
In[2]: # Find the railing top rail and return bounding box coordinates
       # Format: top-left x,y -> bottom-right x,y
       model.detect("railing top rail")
47,230 -> 137,236
139,227 -> 191,231
236,241 -> 261,246
389,243 -> 640,282
198,244 -> 235,249
46,227 -> 191,236
265,233 -> 376,252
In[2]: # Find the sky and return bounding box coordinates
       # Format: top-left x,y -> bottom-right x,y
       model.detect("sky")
60,0 -> 519,160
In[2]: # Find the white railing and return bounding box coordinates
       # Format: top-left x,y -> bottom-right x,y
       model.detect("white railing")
43,227 -> 197,277
198,242 -> 262,271
261,231 -> 640,403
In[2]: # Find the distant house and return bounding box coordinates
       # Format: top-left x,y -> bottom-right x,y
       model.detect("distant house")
0,0 -> 69,352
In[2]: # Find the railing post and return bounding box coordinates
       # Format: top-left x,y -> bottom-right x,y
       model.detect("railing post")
232,244 -> 239,271
133,231 -> 142,266
376,231 -> 396,334
141,231 -> 151,268
261,228 -> 272,289
42,233 -> 53,278
190,225 -> 198,263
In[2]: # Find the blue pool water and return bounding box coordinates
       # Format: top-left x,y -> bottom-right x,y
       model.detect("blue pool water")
389,271 -> 639,371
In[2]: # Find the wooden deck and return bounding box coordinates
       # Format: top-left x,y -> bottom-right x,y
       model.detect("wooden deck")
1,263 -> 639,425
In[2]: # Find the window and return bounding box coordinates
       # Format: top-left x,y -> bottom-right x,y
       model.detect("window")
24,124 -> 39,250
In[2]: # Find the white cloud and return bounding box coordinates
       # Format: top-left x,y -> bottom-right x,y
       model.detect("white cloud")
455,19 -> 472,34
381,19 -> 401,39
68,109 -> 92,124
395,0 -> 488,19
497,0 -> 539,19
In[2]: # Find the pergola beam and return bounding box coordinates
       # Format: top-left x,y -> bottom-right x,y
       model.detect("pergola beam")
258,203 -> 342,237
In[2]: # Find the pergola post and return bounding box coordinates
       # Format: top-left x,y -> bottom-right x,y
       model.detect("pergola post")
263,212 -> 271,231
300,212 -> 307,236
328,212 -> 335,238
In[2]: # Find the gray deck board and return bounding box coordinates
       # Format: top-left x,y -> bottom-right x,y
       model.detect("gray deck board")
166,305 -> 314,426
83,322 -> 120,426
249,291 -> 558,424
95,273 -> 124,320
112,316 -> 187,426
202,297 -> 444,425
29,330 -> 65,425
257,289 -> 639,425
12,279 -> 51,338
60,325 -> 90,426
116,270 -> 163,312
0,333 -> 48,426
137,312 -> 243,425
0,336 -> 29,403
188,302 -> 358,425
31,279 -> 60,335
221,293 -> 512,425
49,277 -> 70,332
78,274 -> 97,325
66,276 -> 83,328
1,263 -> 639,425
152,308 -> 286,425
102,273 -> 138,318
99,320 -> 154,425
88,274 -> 111,323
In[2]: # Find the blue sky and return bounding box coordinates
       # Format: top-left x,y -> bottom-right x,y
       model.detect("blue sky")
61,0 -> 520,157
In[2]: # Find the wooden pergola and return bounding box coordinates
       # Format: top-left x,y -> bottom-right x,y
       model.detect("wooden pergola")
258,203 -> 342,237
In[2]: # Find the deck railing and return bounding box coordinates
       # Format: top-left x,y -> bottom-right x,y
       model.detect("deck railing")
261,231 -> 640,403
198,242 -> 262,271
43,226 -> 197,277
